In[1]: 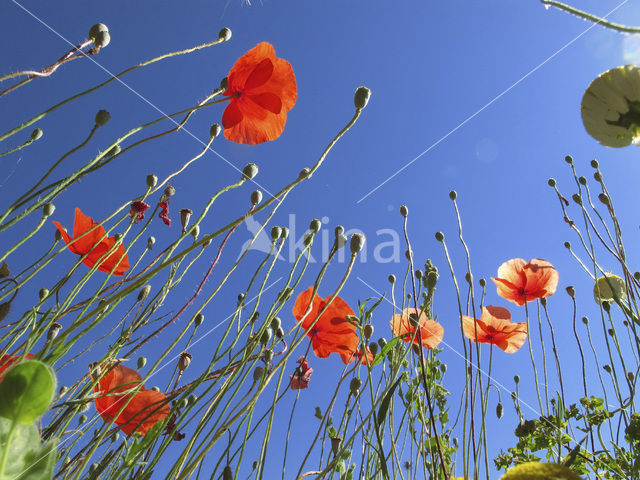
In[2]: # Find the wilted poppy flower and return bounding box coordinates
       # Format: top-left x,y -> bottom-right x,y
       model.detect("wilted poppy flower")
0,353 -> 34,381
581,65 -> 640,148
289,356 -> 313,390
53,208 -> 130,276
94,364 -> 170,436
461,306 -> 527,353
129,201 -> 150,223
158,202 -> 171,226
222,42 -> 297,144
292,287 -> 359,363
492,258 -> 559,306
390,308 -> 444,349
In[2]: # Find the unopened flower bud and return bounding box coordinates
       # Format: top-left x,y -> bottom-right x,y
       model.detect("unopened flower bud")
203,236 -> 212,247
264,349 -> 273,363
565,286 -> 575,298
479,278 -> 486,288
210,123 -> 222,138
47,322 -> 62,341
449,190 -> 457,200
334,225 -> 344,237
572,193 -> 582,205
39,288 -> 49,300
514,375 -> 520,384
388,274 -> 396,284
336,233 -> 347,250
496,402 -> 504,419
242,163 -> 258,180
253,366 -> 264,382
260,327 -> 273,345
378,337 -> 388,349
603,364 -> 612,373
627,371 -> 634,382
578,176 -> 587,185
354,86 -> 371,109
146,174 -> 158,188
179,208 -> 193,233
137,285 -> 151,302
218,27 -> 232,42
194,313 -> 204,327
598,193 -> 609,205
350,233 -> 365,254
95,109 -> 110,127
178,352 -> 192,371
164,185 -> 176,197
220,77 -> 229,91
78,414 -> 88,425
547,178 -> 556,187
58,386 -> 68,399
435,231 -> 444,242
94,30 -> 110,48
309,219 -> 321,233
594,172 -> 602,182
251,190 -> 262,205
188,394 -> 198,406
280,227 -> 289,239
465,272 -> 473,284
137,357 -> 147,369
30,128 -> 43,141
270,317 -> 282,330
368,342 -> 378,356
399,205 -> 408,217
89,23 -> 108,40
191,224 -> 200,240
151,386 -> 160,392
42,202 -> 55,217
299,168 -> 311,179
415,270 -> 423,280
114,233 -> 123,242
238,293 -> 246,304
271,226 -> 282,240
582,316 -> 589,325
349,377 -> 362,395
564,155 -> 574,165
276,327 -> 284,338
106,144 -> 121,157
602,301 -> 610,312
363,324 -> 374,339
147,236 -> 155,249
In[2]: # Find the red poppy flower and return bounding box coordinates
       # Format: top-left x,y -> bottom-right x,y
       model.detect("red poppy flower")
0,353 -> 34,381
461,306 -> 528,353
292,287 -> 359,363
289,356 -> 313,390
129,201 -> 150,223
390,308 -> 444,349
340,347 -> 375,365
53,208 -> 130,276
94,364 -> 170,436
492,258 -> 559,306
222,42 -> 297,144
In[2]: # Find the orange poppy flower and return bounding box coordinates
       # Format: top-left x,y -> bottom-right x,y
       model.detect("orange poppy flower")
53,208 -> 130,276
222,42 -> 297,144
292,287 -> 359,363
0,353 -> 34,381
340,347 -> 375,365
461,306 -> 528,353
390,308 -> 444,349
94,364 -> 170,436
492,258 -> 559,306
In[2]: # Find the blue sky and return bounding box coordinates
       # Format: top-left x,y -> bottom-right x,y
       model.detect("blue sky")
1,0 -> 640,478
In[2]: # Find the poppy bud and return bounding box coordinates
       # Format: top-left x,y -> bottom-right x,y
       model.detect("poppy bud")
30,128 -> 43,142
330,436 -> 342,455
270,317 -> 281,330
93,30 -> 111,48
478,278 -> 486,288
203,236 -> 212,247
336,233 -> 347,250
147,236 -> 155,249
354,86 -> 371,110
151,386 -> 160,392
547,178 -> 556,187
280,227 -> 289,239
578,176 -> 587,185
253,366 -> 264,382
496,402 -> 504,419
188,394 -> 198,406
571,193 -> 582,206
603,364 -> 612,373
95,109 -> 111,127
350,233 -> 365,254
210,123 -> 222,138
191,225 -> 200,240
218,27 -> 232,42
449,190 -> 457,200
388,274 -> 396,284
563,241 -> 571,249
220,77 -> 229,91
114,233 -> 123,242
565,286 -> 575,298
598,193 -> 610,205
607,328 -> 614,336
251,190 -> 262,205
415,269 -> 423,280
440,363 -> 447,374
271,226 -> 282,240
465,272 -> 473,284
399,205 -> 409,217
89,23 -> 108,40
178,352 -> 192,371
514,375 -> 520,384
627,371 -> 634,382
194,313 -> 204,327
378,336 -> 388,348
106,144 -> 121,157
264,349 -> 273,363
47,322 -> 62,341
309,219 -> 321,233
368,342 -> 378,356
39,288 -> 49,300
602,301 -> 610,312
276,327 -> 284,338
363,324 -> 374,339
78,414 -> 87,426
42,202 -> 55,217
137,285 -> 151,302
250,312 -> 259,323
179,208 -> 193,234
238,293 -> 246,304
164,185 -> 176,197
252,461 -> 258,471
335,225 -> 344,237
260,327 -> 273,345
582,316 -> 588,325
137,357 -> 147,369
435,231 -> 444,242
146,174 -> 158,188
242,163 -> 258,180
299,168 -> 311,179
349,377 -> 362,395
58,386 -> 68,399
303,233 -> 313,246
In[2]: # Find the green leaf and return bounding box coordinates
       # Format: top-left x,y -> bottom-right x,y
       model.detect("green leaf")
0,418 -> 58,480
0,360 -> 56,425
371,336 -> 403,367
376,377 -> 402,428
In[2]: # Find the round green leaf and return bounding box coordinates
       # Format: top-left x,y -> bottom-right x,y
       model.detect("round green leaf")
0,360 -> 56,425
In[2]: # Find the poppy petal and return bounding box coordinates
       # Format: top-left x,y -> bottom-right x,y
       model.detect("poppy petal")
244,58 -> 274,91
222,101 -> 244,130
248,92 -> 282,114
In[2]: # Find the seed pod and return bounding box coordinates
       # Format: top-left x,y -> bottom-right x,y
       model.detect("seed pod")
449,190 -> 457,200
242,163 -> 258,180
275,327 -> 284,338
179,209 -> 193,234
220,77 -> 229,91
378,337 -> 387,349
331,436 -> 342,455
178,352 -> 192,371
299,168 -> 311,179
191,225 -> 200,240
146,174 -> 158,188
335,233 -> 347,250
350,233 -> 365,254
309,219 -> 321,233
547,178 -> 556,187
188,394 -> 198,406
603,364 -> 612,373
514,375 -> 520,384
78,414 -> 88,425
263,349 -> 273,363
280,227 -> 289,239
354,86 -> 371,109
89,23 -> 108,40
271,226 -> 282,240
